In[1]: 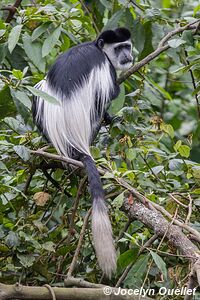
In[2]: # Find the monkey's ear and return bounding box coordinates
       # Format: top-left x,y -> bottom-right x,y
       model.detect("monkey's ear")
97,39 -> 104,49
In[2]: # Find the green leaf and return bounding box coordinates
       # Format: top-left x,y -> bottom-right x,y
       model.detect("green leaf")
0,85 -> 17,119
168,38 -> 186,48
132,20 -> 145,53
150,250 -> 168,280
104,10 -> 124,30
162,0 -> 171,8
13,90 -> 31,109
174,140 -> 182,151
117,246 -> 140,273
4,117 -> 20,132
151,165 -> 164,175
31,23 -> 50,41
42,26 -> 61,57
108,83 -> 125,114
125,148 -> 137,161
42,241 -> 55,252
22,34 -> 46,73
124,254 -> 150,288
192,167 -> 200,179
26,86 -> 59,105
17,254 -> 36,268
148,78 -> 172,100
90,146 -> 101,159
100,0 -> 112,9
194,4 -> 200,15
178,145 -> 190,158
112,192 -> 124,209
61,34 -> 70,51
5,231 -> 19,247
191,188 -> 200,195
0,42 -> 7,63
12,69 -> 23,80
139,22 -> 154,60
13,145 -> 30,161
192,85 -> 200,96
161,123 -> 174,138
8,25 -> 23,53
182,31 -> 194,46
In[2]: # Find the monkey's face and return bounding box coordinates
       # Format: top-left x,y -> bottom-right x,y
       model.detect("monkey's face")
103,41 -> 133,70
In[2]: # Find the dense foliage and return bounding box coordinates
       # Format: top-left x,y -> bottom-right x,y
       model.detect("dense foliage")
0,0 -> 200,297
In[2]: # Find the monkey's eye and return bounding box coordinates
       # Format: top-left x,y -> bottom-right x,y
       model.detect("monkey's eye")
114,44 -> 131,54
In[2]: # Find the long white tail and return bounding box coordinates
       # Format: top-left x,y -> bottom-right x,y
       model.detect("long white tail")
81,155 -> 116,278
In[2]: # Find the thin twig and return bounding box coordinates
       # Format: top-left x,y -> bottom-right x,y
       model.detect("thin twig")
185,194 -> 193,225
65,176 -> 87,245
129,0 -> 145,11
117,219 -> 132,243
158,20 -> 199,47
31,149 -> 200,243
185,50 -> 200,118
23,166 -> 36,194
139,234 -> 159,254
169,193 -> 188,208
43,284 -> 56,300
184,258 -> 200,300
115,234 -> 159,288
67,208 -> 92,277
79,0 -> 99,34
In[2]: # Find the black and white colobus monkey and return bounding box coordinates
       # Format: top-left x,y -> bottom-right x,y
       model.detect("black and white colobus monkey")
32,28 -> 133,278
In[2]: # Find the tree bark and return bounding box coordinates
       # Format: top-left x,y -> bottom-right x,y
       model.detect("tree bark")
0,283 -> 152,300
122,199 -> 199,261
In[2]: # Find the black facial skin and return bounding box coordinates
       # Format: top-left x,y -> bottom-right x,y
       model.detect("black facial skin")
114,43 -> 133,65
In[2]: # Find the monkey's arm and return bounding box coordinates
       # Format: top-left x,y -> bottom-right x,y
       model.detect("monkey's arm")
104,112 -> 122,125
104,112 -> 114,125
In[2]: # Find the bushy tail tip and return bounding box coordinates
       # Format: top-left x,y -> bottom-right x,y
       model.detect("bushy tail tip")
92,197 -> 116,278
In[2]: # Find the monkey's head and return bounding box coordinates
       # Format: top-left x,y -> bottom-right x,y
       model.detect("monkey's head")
96,28 -> 133,70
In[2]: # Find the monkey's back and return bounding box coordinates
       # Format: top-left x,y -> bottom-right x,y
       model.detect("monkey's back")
32,41 -> 118,158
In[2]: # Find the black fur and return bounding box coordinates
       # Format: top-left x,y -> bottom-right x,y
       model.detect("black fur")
97,28 -> 131,45
81,155 -> 104,199
32,27 -> 132,277
47,42 -> 107,99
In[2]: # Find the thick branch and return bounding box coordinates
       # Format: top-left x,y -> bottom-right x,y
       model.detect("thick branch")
64,276 -> 104,288
0,283 -> 152,300
122,199 -> 199,261
117,20 -> 199,84
31,149 -> 200,243
31,149 -> 84,169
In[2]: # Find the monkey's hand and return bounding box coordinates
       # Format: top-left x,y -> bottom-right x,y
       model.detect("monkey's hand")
104,112 -> 123,125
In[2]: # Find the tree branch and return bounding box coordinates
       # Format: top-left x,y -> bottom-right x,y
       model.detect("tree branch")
31,148 -> 200,243
0,283 -> 153,300
117,20 -> 200,85
67,208 -> 92,277
122,199 -> 199,261
1,0 -> 23,23
64,276 -> 104,288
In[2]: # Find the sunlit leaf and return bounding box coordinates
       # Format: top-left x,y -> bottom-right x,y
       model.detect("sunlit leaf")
26,86 -> 59,105
42,26 -> 61,57
8,25 -> 23,53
